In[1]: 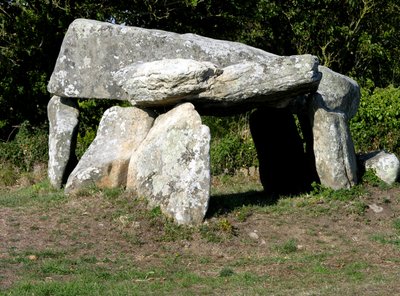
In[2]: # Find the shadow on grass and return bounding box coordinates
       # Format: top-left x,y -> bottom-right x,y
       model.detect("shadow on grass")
206,190 -> 279,218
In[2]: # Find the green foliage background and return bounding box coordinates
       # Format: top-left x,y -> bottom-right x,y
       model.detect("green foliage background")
1,0 -> 400,174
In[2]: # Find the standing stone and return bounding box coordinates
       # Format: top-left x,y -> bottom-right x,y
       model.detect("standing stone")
359,151 -> 400,185
47,96 -> 79,188
313,109 -> 358,189
311,66 -> 360,189
127,103 -> 210,225
65,106 -> 155,194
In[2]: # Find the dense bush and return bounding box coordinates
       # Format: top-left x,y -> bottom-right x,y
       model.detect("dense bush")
350,85 -> 400,156
0,121 -> 48,171
203,114 -> 258,175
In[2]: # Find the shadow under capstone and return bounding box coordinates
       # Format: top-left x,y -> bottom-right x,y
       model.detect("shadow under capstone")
206,190 -> 278,218
249,107 -> 319,196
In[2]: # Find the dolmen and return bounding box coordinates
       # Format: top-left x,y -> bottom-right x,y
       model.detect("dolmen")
47,18 -> 365,225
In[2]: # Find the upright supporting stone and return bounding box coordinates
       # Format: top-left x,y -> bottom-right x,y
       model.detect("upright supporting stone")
65,106 -> 155,194
127,103 -> 211,225
313,109 -> 358,189
250,107 -> 313,195
311,66 -> 360,189
47,96 -> 79,188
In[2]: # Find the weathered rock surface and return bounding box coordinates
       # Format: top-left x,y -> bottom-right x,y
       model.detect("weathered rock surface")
65,106 -> 155,194
113,56 -> 321,110
200,56 -> 320,109
47,96 -> 79,188
312,109 -> 358,189
313,66 -> 360,117
113,59 -> 221,103
47,19 -> 321,112
311,67 -> 360,189
127,103 -> 210,225
359,151 -> 400,185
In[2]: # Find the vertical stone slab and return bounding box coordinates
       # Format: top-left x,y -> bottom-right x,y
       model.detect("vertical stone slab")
47,96 -> 79,188
313,109 -> 358,189
65,106 -> 155,194
127,103 -> 211,225
311,66 -> 360,189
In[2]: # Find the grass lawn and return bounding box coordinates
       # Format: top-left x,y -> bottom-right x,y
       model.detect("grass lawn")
1,173 -> 399,295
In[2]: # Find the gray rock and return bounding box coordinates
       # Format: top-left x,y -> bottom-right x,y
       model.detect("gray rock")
313,66 -> 360,118
127,103 -> 210,225
359,150 -> 400,185
47,96 -> 79,188
47,19 -> 321,112
65,106 -> 155,193
113,59 -> 221,104
311,67 -> 360,189
312,109 -> 358,189
114,56 -> 321,110
200,55 -> 321,109
47,18 -> 276,101
368,203 -> 383,213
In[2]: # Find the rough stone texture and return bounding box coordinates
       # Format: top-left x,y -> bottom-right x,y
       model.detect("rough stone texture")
127,103 -> 210,225
113,56 -> 321,110
200,56 -> 320,109
313,66 -> 360,117
47,19 -> 321,112
311,66 -> 360,189
359,151 -> 400,185
65,106 -> 155,194
47,96 -> 79,188
113,59 -> 221,103
313,109 -> 358,189
47,18 -> 276,100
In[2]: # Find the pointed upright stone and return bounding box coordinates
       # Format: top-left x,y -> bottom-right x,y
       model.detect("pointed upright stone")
127,103 -> 211,225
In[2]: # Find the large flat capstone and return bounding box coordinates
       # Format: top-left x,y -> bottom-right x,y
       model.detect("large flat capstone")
47,19 -> 321,112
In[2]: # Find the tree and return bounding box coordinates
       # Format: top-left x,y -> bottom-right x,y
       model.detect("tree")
1,0 -> 399,141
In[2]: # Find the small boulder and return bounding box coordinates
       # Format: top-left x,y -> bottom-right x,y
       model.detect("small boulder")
127,103 -> 211,225
359,151 -> 400,185
65,106 -> 155,193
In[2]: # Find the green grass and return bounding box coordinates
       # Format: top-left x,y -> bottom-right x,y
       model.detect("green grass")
1,175 -> 400,295
0,180 -> 65,208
